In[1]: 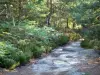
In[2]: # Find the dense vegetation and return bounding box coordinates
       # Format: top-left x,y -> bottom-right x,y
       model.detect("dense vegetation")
78,0 -> 100,50
81,25 -> 100,50
0,0 -> 100,69
0,22 -> 71,69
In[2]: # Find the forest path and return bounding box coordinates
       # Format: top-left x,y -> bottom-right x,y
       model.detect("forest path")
3,41 -> 100,75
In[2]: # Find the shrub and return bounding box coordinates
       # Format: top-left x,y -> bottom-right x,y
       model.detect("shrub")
0,23 -> 70,69
0,41 -> 29,68
81,39 -> 100,50
81,39 -> 90,48
32,46 -> 44,58
0,57 -> 16,69
85,25 -> 100,40
57,34 -> 69,45
14,51 -> 28,65
69,32 -> 81,41
0,41 -> 17,68
92,40 -> 100,50
81,25 -> 100,51
0,41 -> 17,57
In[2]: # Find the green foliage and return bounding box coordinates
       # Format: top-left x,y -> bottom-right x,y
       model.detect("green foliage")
0,20 -> 70,69
0,57 -> 16,69
0,41 -> 17,68
0,41 -> 17,57
69,32 -> 81,41
69,0 -> 100,26
81,39 -> 91,48
0,41 -> 30,68
88,25 -> 100,40
81,39 -> 100,50
81,25 -> 100,50
57,34 -> 69,45
14,51 -> 29,65
31,45 -> 44,58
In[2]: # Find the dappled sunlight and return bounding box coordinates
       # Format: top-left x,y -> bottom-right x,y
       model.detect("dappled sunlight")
0,0 -> 100,75
88,57 -> 100,65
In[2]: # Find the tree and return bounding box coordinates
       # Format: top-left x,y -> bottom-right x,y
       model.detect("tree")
69,0 -> 100,28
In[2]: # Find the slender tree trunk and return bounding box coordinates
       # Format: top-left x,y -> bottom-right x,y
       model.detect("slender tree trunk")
18,0 -> 21,23
66,18 -> 69,28
46,0 -> 53,26
73,21 -> 76,29
46,13 -> 52,26
47,0 -> 49,7
12,16 -> 15,26
9,4 -> 16,26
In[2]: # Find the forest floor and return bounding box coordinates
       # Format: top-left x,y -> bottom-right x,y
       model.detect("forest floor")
1,41 -> 100,75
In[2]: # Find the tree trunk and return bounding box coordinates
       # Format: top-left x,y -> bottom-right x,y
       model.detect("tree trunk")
46,12 -> 52,26
12,16 -> 15,26
73,21 -> 76,29
18,0 -> 22,22
46,0 -> 53,26
66,18 -> 69,28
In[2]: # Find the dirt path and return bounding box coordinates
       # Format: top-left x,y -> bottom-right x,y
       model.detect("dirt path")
1,41 -> 100,75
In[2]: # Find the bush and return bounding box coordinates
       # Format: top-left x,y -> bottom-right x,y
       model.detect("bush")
81,39 -> 100,50
0,41 -> 17,68
69,32 -> 81,41
0,41 -> 17,57
91,40 -> 100,50
81,39 -> 91,48
57,34 -> 69,45
31,46 -> 44,58
0,22 -> 70,69
14,51 -> 28,65
0,57 -> 16,69
0,41 -> 29,68
88,25 -> 100,40
81,25 -> 100,51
